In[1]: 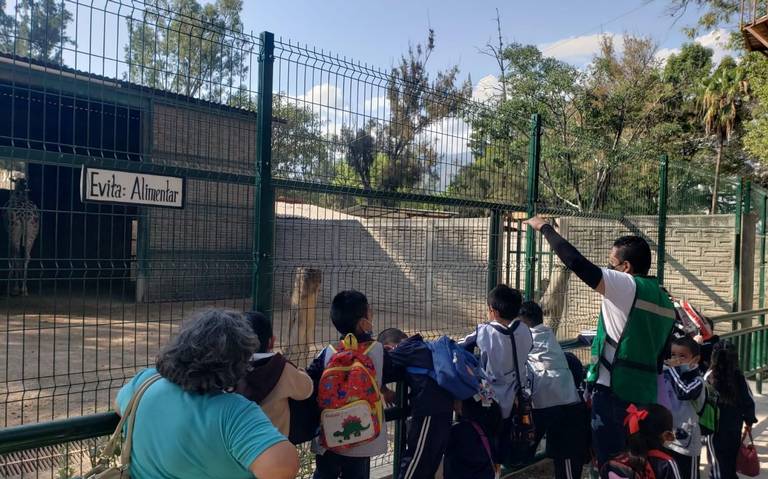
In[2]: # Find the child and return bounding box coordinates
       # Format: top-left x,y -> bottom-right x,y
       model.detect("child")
601,404 -> 681,479
519,301 -> 589,479
444,398 -> 502,479
661,335 -> 705,479
308,290 -> 387,479
377,328 -> 454,479
236,311 -> 314,438
704,342 -> 757,479
461,284 -> 533,465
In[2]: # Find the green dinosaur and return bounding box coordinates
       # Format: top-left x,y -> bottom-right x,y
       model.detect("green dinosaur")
332,418 -> 370,441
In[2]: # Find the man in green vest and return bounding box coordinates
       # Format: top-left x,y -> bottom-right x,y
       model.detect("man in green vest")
524,216 -> 675,466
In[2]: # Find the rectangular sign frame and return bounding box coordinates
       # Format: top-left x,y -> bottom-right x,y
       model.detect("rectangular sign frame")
80,166 -> 185,209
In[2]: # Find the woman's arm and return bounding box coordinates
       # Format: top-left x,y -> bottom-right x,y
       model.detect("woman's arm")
248,441 -> 299,479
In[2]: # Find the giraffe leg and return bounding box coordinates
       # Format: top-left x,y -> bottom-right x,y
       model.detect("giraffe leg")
8,224 -> 22,296
21,220 -> 39,296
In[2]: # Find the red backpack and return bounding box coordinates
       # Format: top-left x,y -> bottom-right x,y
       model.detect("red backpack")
317,334 -> 384,451
600,450 -> 673,479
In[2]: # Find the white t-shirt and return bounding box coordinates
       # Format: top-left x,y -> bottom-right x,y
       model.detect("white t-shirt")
597,267 -> 637,387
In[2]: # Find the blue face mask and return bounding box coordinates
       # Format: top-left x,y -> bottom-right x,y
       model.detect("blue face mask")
677,363 -> 697,373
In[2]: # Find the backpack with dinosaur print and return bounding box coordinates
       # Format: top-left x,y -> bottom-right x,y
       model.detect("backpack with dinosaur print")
317,334 -> 383,451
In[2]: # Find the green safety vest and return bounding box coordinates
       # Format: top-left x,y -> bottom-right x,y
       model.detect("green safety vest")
587,276 -> 676,404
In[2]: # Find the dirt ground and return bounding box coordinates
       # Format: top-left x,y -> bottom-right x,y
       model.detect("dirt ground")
0,292 -> 478,428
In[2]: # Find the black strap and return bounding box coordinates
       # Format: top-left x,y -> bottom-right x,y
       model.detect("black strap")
604,335 -> 618,348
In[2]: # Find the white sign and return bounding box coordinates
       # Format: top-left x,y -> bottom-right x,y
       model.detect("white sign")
81,167 -> 184,208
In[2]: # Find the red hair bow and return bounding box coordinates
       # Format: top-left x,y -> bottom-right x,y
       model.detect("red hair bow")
624,404 -> 648,434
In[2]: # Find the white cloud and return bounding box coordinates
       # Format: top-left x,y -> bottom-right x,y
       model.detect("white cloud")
363,95 -> 391,117
297,83 -> 346,112
654,28 -> 733,66
655,47 -> 679,64
695,28 -> 731,64
539,33 -> 623,66
472,75 -> 501,103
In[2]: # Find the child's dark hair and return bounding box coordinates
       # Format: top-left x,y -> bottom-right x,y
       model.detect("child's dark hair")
487,285 -> 522,320
613,236 -> 652,276
672,335 -> 701,357
710,341 -> 740,404
331,290 -> 369,335
625,404 -> 673,472
244,311 -> 271,354
519,301 -> 543,326
377,327 -> 408,346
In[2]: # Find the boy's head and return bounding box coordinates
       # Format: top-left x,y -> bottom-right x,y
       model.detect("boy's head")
244,311 -> 274,353
609,236 -> 652,276
487,284 -> 522,324
377,328 -> 408,351
331,290 -> 372,336
518,301 -> 543,328
671,335 -> 701,367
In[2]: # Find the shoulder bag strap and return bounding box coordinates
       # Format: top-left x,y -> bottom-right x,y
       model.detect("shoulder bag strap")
469,420 -> 495,467
120,373 -> 163,464
508,322 -> 524,402
100,373 -> 162,463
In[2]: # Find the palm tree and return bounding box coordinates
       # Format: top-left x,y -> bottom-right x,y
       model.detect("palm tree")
700,57 -> 748,214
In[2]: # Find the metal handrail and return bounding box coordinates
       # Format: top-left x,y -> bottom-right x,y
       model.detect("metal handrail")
711,308 -> 768,324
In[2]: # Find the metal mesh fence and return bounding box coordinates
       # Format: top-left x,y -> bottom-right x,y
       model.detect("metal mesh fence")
0,1 -> 765,478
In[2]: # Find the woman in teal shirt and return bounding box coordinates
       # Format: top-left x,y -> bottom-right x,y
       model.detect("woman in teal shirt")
116,308 -> 299,479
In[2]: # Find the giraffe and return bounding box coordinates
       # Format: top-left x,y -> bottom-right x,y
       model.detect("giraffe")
3,178 -> 39,296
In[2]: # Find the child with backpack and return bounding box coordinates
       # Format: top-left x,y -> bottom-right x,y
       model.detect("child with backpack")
236,311 -> 314,439
377,328 -> 455,479
661,335 -> 706,479
704,342 -> 757,479
308,290 -> 387,479
600,404 -> 681,479
460,284 -> 533,465
444,397 -> 503,479
519,301 -> 590,479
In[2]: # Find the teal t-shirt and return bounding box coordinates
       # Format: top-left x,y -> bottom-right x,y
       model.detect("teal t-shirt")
116,368 -> 286,479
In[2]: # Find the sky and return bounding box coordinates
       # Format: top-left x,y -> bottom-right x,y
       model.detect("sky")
238,0 -> 733,87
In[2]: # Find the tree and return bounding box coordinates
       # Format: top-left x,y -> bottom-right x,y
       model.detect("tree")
4,0 -> 72,62
743,53 -> 768,179
667,0 -> 740,37
340,125 -> 376,191
0,1 -> 14,53
377,29 -> 471,193
699,56 -> 749,213
658,43 -> 714,160
125,0 -> 249,101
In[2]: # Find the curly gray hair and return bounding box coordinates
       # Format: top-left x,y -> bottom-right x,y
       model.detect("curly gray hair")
156,308 -> 259,394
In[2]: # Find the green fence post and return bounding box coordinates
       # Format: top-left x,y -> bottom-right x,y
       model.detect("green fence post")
732,178 -> 744,317
488,209 -> 502,291
252,31 -> 276,318
525,113 -> 542,301
657,154 -> 669,285
760,192 -> 767,393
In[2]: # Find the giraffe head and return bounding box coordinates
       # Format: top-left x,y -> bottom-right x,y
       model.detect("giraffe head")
9,177 -> 30,197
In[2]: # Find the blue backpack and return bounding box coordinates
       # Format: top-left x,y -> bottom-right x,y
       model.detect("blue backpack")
407,335 -> 484,400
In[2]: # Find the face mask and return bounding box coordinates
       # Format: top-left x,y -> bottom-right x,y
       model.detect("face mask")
677,364 -> 692,373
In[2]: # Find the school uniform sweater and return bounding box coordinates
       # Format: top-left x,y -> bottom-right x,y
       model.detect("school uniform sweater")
461,320 -> 533,419
661,365 -> 705,457
527,324 -> 580,409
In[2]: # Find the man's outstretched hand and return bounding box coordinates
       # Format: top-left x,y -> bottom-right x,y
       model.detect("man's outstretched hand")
523,215 -> 548,232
